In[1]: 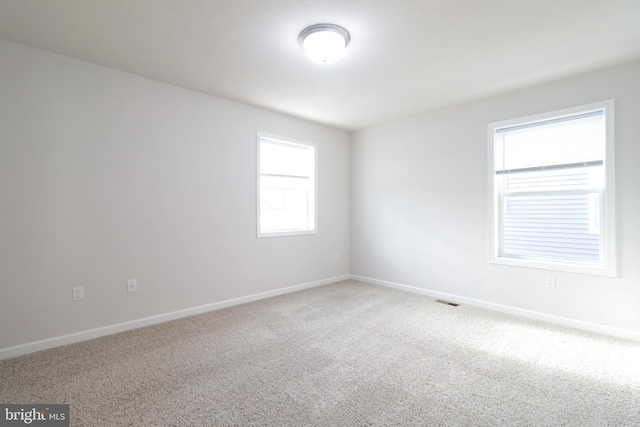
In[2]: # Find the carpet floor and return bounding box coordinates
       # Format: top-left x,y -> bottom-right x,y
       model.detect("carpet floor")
1,280 -> 639,426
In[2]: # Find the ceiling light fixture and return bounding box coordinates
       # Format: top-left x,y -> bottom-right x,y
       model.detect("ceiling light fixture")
299,24 -> 350,65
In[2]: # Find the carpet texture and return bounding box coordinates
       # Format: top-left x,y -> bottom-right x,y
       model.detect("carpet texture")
1,280 -> 639,426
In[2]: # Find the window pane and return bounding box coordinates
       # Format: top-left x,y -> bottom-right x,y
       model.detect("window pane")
503,192 -> 601,261
500,159 -> 604,263
504,166 -> 602,193
260,175 -> 311,232
260,140 -> 314,177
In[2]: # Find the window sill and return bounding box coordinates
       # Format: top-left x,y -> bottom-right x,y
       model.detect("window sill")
490,255 -> 616,277
257,229 -> 318,238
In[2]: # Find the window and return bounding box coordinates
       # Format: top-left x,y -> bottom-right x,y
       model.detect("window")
257,133 -> 317,237
488,100 -> 615,276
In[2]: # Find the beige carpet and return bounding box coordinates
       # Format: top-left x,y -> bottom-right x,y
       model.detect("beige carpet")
1,280 -> 639,426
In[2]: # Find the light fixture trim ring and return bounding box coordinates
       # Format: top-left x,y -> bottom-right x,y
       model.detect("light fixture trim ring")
298,23 -> 351,47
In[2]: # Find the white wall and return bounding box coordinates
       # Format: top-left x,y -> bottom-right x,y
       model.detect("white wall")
351,59 -> 640,336
0,39 -> 350,351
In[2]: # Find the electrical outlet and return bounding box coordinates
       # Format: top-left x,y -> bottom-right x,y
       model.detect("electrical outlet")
72,286 -> 84,302
545,276 -> 556,288
127,279 -> 137,293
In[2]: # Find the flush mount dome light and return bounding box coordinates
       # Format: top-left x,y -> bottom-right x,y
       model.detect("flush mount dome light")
299,24 -> 350,65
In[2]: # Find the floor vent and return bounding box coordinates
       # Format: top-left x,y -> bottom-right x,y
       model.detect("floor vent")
435,299 -> 459,307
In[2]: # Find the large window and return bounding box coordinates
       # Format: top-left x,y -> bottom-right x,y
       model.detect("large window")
488,100 -> 615,276
257,133 -> 317,237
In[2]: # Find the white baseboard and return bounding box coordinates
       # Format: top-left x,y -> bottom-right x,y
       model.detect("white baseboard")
351,274 -> 640,342
0,275 -> 350,361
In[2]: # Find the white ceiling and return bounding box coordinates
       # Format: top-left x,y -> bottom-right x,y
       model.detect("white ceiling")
1,0 -> 639,131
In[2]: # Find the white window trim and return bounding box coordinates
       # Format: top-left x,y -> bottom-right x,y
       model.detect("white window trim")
487,100 -> 616,276
257,132 -> 318,238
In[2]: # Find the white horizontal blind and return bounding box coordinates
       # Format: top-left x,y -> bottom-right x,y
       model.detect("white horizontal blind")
258,136 -> 316,235
496,110 -> 605,263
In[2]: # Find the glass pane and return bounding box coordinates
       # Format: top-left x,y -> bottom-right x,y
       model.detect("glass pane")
505,166 -> 602,193
503,192 -> 601,261
260,140 -> 314,177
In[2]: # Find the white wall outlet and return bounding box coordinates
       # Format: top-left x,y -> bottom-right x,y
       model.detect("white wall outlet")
127,279 -> 137,293
72,286 -> 84,302
545,276 -> 556,288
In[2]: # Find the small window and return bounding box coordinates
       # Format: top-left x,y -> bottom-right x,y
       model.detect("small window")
488,100 -> 615,276
257,133 -> 317,237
